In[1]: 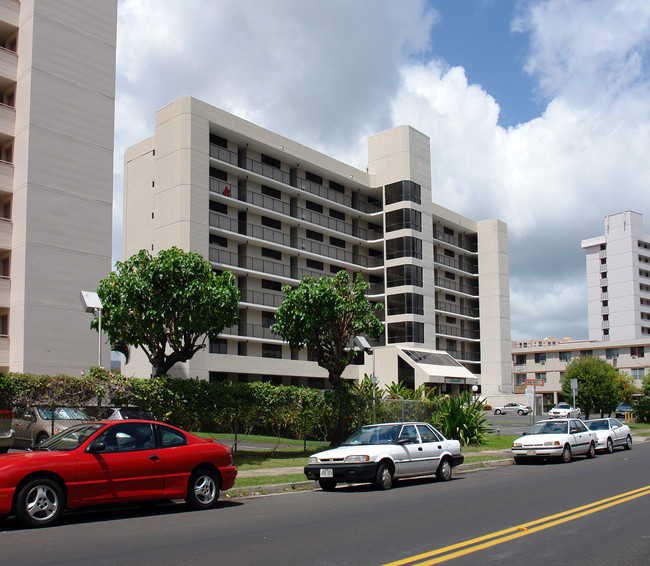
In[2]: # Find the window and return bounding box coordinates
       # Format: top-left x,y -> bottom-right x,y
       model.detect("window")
386,236 -> 422,259
632,368 -> 646,380
387,293 -> 424,315
514,374 -> 526,386
209,200 -> 227,214
262,344 -> 282,358
261,247 -> 282,261
606,348 -> 619,359
262,312 -> 275,328
536,372 -> 547,382
384,180 -> 421,205
386,265 -> 423,287
559,351 -> 572,362
305,200 -> 323,213
262,279 -> 282,291
631,346 -> 645,357
385,209 -> 422,232
306,259 -> 324,270
305,171 -> 323,185
534,353 -> 546,364
209,167 -> 227,181
209,234 -> 227,247
580,350 -> 593,357
417,424 -> 442,443
330,236 -> 346,249
158,424 -> 187,448
306,229 -> 323,242
329,208 -> 345,221
262,185 -> 281,199
210,339 -> 228,354
262,216 -> 282,230
209,133 -> 228,148
388,321 -> 424,343
329,180 -> 345,193
515,354 -> 526,365
95,423 -> 155,453
261,154 -> 281,169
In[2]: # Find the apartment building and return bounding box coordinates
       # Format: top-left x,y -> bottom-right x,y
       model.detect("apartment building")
0,1 -> 116,375
581,211 -> 650,341
123,97 -> 511,398
512,337 -> 648,405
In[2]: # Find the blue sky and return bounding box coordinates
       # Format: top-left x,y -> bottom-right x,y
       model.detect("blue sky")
114,0 -> 650,342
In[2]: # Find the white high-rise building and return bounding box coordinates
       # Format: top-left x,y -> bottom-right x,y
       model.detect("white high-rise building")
123,97 -> 511,399
0,0 -> 116,375
582,211 -> 650,342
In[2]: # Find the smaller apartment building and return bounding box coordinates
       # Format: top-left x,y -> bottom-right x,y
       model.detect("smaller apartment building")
512,337 -> 649,405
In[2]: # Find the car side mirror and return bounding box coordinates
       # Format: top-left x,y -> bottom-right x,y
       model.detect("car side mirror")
88,440 -> 106,453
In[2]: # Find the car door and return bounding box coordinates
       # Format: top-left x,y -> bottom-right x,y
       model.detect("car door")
395,424 -> 425,476
76,422 -> 165,502
610,419 -> 627,447
569,419 -> 592,455
416,424 -> 444,474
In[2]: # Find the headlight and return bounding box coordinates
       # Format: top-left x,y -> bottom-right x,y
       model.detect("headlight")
308,457 -> 319,464
513,442 -> 522,448
344,455 -> 370,463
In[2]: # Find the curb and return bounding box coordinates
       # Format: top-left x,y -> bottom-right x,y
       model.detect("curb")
225,457 -> 514,499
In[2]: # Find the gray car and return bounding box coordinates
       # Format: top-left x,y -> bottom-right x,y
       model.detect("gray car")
0,409 -> 13,453
11,406 -> 91,449
493,402 -> 531,415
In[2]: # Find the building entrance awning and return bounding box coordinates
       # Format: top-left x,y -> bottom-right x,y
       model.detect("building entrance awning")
398,348 -> 478,385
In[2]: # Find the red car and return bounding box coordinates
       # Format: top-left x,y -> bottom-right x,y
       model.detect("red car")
0,420 -> 237,528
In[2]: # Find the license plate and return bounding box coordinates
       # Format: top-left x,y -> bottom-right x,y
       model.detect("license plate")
526,450 -> 536,456
320,468 -> 333,478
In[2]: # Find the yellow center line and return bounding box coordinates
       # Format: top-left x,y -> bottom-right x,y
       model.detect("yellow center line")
382,485 -> 650,566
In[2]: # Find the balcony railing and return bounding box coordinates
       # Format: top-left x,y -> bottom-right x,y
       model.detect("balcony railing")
436,299 -> 478,318
434,253 -> 478,275
434,277 -> 478,296
433,229 -> 477,253
240,289 -> 284,308
209,247 -> 324,280
436,323 -> 480,340
219,322 -> 280,341
445,349 -> 481,362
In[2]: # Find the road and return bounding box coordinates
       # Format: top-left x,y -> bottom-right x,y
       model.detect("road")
2,442 -> 649,565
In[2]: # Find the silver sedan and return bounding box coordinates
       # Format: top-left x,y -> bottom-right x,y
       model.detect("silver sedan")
584,418 -> 632,453
493,402 -> 531,415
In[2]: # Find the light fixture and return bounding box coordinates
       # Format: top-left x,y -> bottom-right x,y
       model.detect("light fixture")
80,291 -> 103,368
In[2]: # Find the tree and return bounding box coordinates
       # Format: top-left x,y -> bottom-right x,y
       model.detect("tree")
270,270 -> 384,443
561,356 -> 620,419
93,247 -> 240,377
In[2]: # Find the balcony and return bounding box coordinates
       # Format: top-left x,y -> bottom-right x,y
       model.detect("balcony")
434,276 -> 478,296
436,323 -> 480,340
0,275 -> 8,307
436,299 -> 479,318
0,103 -> 14,138
0,159 -> 12,191
0,217 -> 10,249
0,46 -> 16,84
434,253 -> 478,275
0,0 -> 19,28
432,229 -> 477,253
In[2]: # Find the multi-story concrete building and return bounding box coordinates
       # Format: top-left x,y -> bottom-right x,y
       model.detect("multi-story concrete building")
581,211 -> 650,342
123,97 -> 511,398
512,336 -> 648,405
0,1 -> 116,375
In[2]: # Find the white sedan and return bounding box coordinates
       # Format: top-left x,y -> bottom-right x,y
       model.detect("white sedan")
493,402 -> 531,415
584,418 -> 633,453
512,418 -> 598,463
304,422 -> 463,490
548,402 -> 581,418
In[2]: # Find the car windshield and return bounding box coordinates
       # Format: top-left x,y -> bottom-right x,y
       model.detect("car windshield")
528,421 -> 568,435
36,407 -> 90,420
554,403 -> 569,409
586,420 -> 609,431
36,423 -> 104,451
342,424 -> 401,445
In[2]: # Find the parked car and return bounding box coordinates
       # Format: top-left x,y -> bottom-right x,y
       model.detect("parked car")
584,418 -> 633,453
493,402 -> 531,416
511,418 -> 597,463
0,419 -> 237,527
0,410 -> 13,454
614,403 -> 634,418
548,402 -> 581,418
11,406 -> 91,449
104,407 -> 156,421
304,422 -> 463,491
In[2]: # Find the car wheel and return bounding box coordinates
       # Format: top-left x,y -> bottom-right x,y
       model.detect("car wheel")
318,479 -> 337,491
186,468 -> 220,510
624,435 -> 633,450
375,462 -> 394,490
436,458 -> 453,481
560,444 -> 572,464
586,442 -> 596,459
34,432 -> 48,446
15,477 -> 64,528
517,409 -> 524,415
494,409 -> 502,415
606,438 -> 614,454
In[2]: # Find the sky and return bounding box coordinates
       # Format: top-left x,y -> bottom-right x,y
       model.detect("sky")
113,0 -> 650,342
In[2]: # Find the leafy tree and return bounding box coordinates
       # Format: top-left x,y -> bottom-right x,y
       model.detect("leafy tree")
616,371 -> 636,404
93,247 -> 240,377
643,372 -> 650,397
561,356 -> 620,419
271,270 -> 383,443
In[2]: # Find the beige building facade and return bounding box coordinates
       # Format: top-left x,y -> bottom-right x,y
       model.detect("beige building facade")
123,97 -> 511,399
0,0 -> 116,375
